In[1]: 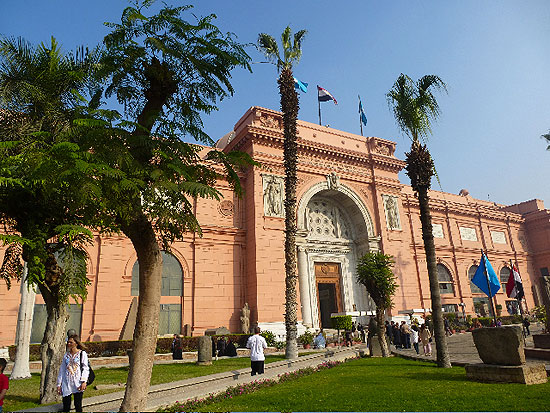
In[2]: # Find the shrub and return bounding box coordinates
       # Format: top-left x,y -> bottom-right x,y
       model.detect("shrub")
331,315 -> 352,331
260,330 -> 276,347
298,329 -> 314,346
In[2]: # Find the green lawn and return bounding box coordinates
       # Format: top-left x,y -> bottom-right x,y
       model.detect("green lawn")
185,357 -> 550,412
4,355 -> 287,412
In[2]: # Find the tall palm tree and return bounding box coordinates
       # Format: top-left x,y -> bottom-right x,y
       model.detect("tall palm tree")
258,27 -> 306,359
387,73 -> 451,368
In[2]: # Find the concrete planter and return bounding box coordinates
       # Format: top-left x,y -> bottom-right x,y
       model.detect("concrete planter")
533,333 -> 550,349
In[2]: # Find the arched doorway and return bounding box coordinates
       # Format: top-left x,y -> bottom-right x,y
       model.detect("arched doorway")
296,178 -> 379,329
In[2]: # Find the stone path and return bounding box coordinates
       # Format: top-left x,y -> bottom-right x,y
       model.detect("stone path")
18,346 -> 363,412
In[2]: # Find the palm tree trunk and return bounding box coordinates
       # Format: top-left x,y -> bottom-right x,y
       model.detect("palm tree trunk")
279,67 -> 299,359
119,212 -> 163,412
417,185 -> 450,368
376,307 -> 390,357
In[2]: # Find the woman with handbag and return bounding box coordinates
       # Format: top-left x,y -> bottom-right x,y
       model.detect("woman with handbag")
419,324 -> 432,356
57,334 -> 89,412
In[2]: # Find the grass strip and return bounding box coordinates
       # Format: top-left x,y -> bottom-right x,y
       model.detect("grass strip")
167,356 -> 550,412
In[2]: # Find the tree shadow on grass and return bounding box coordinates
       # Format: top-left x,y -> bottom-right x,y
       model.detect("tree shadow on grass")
401,369 -> 466,383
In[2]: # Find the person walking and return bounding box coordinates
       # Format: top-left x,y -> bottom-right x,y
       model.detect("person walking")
419,324 -> 432,356
246,327 -> 267,376
401,321 -> 411,349
523,317 -> 531,336
57,334 -> 89,412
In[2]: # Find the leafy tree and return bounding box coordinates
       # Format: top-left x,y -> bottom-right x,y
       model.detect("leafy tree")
330,315 -> 352,347
356,252 -> 397,357
91,3 -> 252,410
386,73 -> 450,368
0,37 -> 107,402
542,130 -> 550,150
258,26 -> 306,360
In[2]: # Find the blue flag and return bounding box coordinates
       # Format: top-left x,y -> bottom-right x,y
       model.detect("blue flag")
471,252 -> 501,297
359,96 -> 368,126
294,77 -> 308,93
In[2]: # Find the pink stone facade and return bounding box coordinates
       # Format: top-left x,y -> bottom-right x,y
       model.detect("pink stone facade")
1,106 -> 549,346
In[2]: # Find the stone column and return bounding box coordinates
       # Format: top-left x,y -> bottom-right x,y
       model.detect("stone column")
297,247 -> 313,327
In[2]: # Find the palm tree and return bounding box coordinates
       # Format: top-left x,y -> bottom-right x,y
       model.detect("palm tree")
386,74 -> 451,368
258,27 -> 306,359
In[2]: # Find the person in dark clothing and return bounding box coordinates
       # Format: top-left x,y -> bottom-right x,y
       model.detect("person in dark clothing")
523,317 -> 531,336
225,339 -> 238,357
392,323 -> 401,348
385,321 -> 393,344
172,335 -> 183,360
358,323 -> 365,343
217,337 -> 227,356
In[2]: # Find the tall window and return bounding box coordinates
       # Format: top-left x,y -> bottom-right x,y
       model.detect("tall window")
437,264 -> 454,294
131,251 -> 183,296
469,265 -> 484,294
500,267 -> 510,285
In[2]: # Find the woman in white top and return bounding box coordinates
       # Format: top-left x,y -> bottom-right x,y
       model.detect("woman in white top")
57,334 -> 89,412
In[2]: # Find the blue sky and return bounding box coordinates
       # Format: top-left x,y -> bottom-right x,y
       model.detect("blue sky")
2,1 -> 549,206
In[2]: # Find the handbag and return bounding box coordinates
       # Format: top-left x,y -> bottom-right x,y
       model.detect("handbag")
80,351 -> 95,385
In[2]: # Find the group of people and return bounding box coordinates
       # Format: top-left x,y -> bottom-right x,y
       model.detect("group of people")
386,319 -> 433,356
211,337 -> 238,358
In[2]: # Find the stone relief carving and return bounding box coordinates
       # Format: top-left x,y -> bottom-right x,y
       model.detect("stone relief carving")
240,303 -> 250,334
373,141 -> 394,156
218,200 -> 234,217
432,223 -> 444,238
307,198 -> 351,240
259,115 -> 282,130
382,194 -> 401,230
326,172 -> 340,190
459,226 -> 478,241
490,230 -> 506,245
262,174 -> 284,217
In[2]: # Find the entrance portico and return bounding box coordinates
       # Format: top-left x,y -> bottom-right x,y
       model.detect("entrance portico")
296,177 -> 380,329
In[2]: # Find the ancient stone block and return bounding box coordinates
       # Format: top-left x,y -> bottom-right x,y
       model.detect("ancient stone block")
533,333 -> 550,349
465,363 -> 547,385
204,327 -> 231,336
368,335 -> 383,357
197,335 -> 212,365
472,326 -> 524,366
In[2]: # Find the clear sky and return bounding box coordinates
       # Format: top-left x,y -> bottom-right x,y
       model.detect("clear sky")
2,1 -> 549,206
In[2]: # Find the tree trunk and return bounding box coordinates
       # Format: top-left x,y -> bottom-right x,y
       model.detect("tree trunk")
39,287 -> 69,404
119,212 -> 163,412
11,265 -> 36,380
417,185 -> 451,368
279,68 -> 299,360
376,307 -> 390,357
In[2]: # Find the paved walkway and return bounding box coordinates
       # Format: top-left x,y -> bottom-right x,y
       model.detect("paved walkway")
19,346 -> 364,412
391,323 -> 548,366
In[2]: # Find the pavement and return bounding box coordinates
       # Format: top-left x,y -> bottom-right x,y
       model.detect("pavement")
17,346 -> 364,412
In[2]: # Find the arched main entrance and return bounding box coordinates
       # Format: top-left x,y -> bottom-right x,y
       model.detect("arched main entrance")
296,178 -> 380,329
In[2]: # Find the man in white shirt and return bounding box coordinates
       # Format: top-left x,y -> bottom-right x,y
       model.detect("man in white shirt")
246,326 -> 268,376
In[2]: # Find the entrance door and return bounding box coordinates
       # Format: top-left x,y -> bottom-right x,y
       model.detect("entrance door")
315,262 -> 342,328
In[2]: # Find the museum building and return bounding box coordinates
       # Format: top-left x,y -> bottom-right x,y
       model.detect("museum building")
1,106 -> 550,346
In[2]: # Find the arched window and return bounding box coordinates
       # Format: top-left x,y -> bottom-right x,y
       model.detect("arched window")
469,265 -> 484,294
500,267 -> 510,285
131,251 -> 183,296
437,264 -> 454,294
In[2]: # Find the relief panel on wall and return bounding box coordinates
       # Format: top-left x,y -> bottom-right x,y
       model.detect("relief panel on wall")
459,226 -> 477,241
433,223 -> 444,239
490,230 -> 507,245
262,174 -> 284,218
382,194 -> 401,230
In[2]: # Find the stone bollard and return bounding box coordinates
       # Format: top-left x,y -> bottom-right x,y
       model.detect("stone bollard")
197,335 -> 213,365
367,335 -> 383,357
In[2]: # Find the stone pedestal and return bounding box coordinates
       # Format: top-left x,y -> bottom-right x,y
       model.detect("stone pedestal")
533,333 -> 550,349
197,336 -> 212,365
368,335 -> 383,357
465,363 -> 547,385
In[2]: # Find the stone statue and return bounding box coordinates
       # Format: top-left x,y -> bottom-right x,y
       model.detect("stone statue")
327,172 -> 340,190
240,302 -> 250,334
385,196 -> 400,230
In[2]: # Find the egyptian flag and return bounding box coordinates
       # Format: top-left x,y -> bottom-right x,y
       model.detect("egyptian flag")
506,264 -> 524,300
317,86 -> 338,104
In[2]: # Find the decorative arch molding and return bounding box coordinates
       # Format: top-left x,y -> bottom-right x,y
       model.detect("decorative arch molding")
296,180 -> 375,239
122,247 -> 190,281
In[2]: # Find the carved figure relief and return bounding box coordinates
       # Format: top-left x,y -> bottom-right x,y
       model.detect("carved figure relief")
373,141 -> 394,156
259,115 -> 282,130
382,194 -> 401,230
262,175 -> 284,217
326,172 -> 340,190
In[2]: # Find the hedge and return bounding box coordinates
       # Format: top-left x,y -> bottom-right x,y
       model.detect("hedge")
9,334 -> 252,361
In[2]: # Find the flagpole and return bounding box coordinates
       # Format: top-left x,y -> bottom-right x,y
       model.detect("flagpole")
318,98 -> 322,126
510,259 -> 527,340
482,249 -> 498,325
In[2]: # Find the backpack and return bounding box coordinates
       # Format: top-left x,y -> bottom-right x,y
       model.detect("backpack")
80,351 -> 95,385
